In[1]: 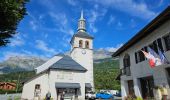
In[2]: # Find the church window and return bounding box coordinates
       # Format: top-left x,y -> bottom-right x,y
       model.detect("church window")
85,41 -> 89,48
79,40 -> 83,48
34,84 -> 41,97
35,84 -> 40,90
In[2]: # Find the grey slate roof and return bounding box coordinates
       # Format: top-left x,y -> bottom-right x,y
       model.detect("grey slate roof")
55,82 -> 81,88
50,55 -> 87,71
74,31 -> 94,39
55,53 -> 65,57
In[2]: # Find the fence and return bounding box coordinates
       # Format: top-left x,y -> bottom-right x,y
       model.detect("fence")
0,93 -> 21,100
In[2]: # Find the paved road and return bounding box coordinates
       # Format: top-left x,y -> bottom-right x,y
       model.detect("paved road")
87,96 -> 122,100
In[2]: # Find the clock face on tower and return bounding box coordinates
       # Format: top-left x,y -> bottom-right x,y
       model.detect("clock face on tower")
81,50 -> 86,54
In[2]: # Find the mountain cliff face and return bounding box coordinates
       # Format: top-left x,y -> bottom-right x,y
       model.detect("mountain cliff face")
0,56 -> 46,74
0,50 -> 115,74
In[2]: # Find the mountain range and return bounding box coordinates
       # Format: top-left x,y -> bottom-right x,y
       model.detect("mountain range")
0,49 -> 115,74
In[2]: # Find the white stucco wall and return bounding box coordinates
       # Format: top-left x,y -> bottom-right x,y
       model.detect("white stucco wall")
21,73 -> 49,100
49,70 -> 86,100
21,70 -> 86,100
119,20 -> 170,99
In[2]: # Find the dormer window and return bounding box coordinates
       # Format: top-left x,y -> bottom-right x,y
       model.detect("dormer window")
85,41 -> 89,48
79,40 -> 83,48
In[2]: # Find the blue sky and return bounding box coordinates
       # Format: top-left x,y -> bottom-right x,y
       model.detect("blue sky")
0,0 -> 169,61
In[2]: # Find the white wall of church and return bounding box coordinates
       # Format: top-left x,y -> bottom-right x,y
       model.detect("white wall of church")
21,70 -> 87,100
21,73 -> 49,100
119,20 -> 170,98
49,70 -> 86,100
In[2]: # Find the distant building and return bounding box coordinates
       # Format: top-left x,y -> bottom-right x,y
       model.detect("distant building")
21,11 -> 94,100
0,82 -> 16,90
113,6 -> 170,99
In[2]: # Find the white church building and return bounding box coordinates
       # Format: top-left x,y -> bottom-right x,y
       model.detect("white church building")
21,11 -> 94,100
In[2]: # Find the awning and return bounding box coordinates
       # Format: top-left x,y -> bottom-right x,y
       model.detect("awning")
85,83 -> 92,88
55,83 -> 80,88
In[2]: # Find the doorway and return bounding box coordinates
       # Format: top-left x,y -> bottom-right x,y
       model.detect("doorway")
139,76 -> 154,99
57,88 -> 78,100
127,80 -> 134,96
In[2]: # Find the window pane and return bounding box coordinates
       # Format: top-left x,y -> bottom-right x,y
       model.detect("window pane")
144,46 -> 148,52
153,41 -> 158,53
139,50 -> 145,62
135,52 -> 138,64
157,38 -> 164,52
164,35 -> 170,51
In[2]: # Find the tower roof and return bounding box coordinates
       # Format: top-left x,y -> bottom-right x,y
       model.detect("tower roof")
80,10 -> 85,20
74,31 -> 94,39
78,10 -> 86,32
70,31 -> 94,44
70,11 -> 93,43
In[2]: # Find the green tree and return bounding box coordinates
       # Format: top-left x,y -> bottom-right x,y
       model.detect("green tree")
0,0 -> 29,46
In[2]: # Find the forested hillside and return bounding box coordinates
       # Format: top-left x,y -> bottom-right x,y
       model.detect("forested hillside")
94,59 -> 120,90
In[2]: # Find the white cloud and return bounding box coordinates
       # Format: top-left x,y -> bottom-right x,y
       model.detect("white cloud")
88,0 -> 156,20
49,12 -> 68,27
1,51 -> 48,61
10,35 -> 25,47
87,4 -> 107,33
29,21 -> 37,30
36,40 -> 57,54
49,12 -> 74,36
105,43 -> 123,52
67,0 -> 78,6
107,15 -> 115,25
3,52 -> 28,60
37,0 -> 55,10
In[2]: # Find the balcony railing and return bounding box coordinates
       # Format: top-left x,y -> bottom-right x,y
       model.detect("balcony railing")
121,67 -> 131,76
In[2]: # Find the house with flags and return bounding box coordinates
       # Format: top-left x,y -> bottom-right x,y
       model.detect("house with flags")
113,6 -> 170,99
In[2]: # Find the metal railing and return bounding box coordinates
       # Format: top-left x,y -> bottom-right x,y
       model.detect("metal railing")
121,67 -> 131,76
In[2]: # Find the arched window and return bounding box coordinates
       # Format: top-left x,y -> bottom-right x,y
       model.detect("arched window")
85,41 -> 89,48
123,54 -> 130,67
79,40 -> 83,48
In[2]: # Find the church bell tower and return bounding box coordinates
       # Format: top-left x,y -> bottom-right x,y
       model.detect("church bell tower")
70,11 -> 94,90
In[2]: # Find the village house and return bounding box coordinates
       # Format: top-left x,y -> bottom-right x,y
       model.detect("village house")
21,11 -> 94,100
0,82 -> 16,90
113,6 -> 170,99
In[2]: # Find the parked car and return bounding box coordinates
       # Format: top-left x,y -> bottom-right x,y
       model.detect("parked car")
96,92 -> 114,99
114,91 -> 121,97
85,91 -> 96,99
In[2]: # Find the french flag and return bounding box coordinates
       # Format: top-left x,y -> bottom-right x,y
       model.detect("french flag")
158,48 -> 169,64
141,50 -> 156,68
141,47 -> 162,68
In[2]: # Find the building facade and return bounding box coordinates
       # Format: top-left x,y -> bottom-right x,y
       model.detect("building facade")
113,6 -> 170,99
21,11 -> 94,100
